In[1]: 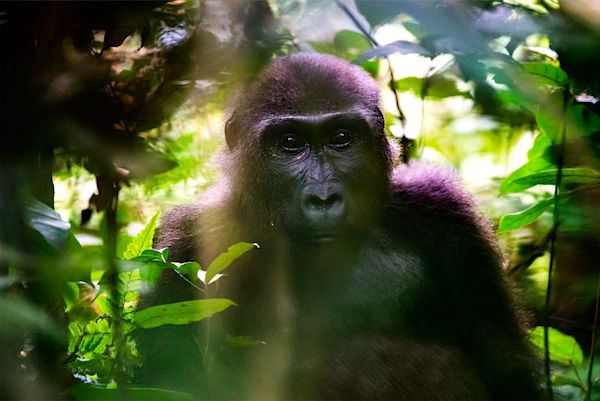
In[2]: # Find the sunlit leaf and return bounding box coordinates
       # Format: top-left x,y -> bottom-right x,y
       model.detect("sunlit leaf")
522,63 -> 568,86
205,242 -> 259,285
529,326 -> 584,366
140,262 -> 169,285
134,298 -> 236,329
174,261 -> 200,277
500,157 -> 553,194
122,212 -> 160,259
498,198 -> 554,232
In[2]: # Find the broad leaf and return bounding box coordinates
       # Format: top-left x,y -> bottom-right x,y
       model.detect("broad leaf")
25,199 -> 71,250
521,63 -> 568,86
500,157 -> 553,195
140,262 -> 169,285
122,212 -> 160,259
529,326 -> 583,366
174,261 -> 201,277
498,198 -> 553,232
205,242 -> 259,284
134,298 -> 236,329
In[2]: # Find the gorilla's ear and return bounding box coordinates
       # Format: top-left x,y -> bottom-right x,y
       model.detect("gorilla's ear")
224,115 -> 239,150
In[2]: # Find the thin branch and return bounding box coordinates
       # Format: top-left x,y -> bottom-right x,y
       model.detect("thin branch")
334,1 -> 406,132
544,88 -> 569,400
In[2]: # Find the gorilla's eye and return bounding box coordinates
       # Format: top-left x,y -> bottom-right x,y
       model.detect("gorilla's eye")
330,130 -> 352,150
280,133 -> 305,153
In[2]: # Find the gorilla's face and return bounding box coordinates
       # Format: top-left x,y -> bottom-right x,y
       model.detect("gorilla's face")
259,112 -> 389,244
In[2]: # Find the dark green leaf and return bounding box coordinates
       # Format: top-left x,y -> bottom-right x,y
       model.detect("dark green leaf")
140,262 -> 169,285
498,198 -> 554,232
134,298 -> 236,329
25,199 -> 71,251
0,296 -> 63,344
205,242 -> 259,284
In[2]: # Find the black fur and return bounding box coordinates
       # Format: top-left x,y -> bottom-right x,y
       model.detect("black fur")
137,53 -> 540,400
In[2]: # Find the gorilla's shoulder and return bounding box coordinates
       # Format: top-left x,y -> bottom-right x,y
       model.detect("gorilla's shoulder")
154,203 -> 202,261
389,161 -> 477,219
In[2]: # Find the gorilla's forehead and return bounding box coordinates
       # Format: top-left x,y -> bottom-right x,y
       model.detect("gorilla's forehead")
253,109 -> 375,135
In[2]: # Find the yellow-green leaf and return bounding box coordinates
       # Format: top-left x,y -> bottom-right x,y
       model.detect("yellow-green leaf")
122,212 -> 160,259
134,298 -> 236,329
529,326 -> 583,366
205,242 -> 259,285
498,198 -> 554,232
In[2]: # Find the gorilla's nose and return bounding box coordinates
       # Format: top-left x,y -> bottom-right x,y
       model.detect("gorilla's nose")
301,183 -> 345,221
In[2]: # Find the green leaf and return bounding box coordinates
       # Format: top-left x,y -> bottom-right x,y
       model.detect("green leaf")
140,262 -> 169,285
205,242 -> 259,285
498,197 -> 554,232
521,63 -> 568,86
529,326 -> 584,366
69,384 -> 195,401
174,261 -> 200,277
396,76 -> 469,99
513,167 -> 600,186
134,298 -> 236,329
122,212 -> 160,259
24,199 -> 71,250
500,157 -> 553,194
132,248 -> 168,263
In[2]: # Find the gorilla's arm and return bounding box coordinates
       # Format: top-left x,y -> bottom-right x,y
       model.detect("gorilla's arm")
389,162 -> 539,400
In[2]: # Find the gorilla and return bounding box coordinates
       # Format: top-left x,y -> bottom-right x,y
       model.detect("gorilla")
138,53 -> 540,400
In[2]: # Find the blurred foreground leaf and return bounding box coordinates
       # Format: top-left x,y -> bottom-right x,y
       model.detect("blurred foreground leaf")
69,383 -> 194,401
25,199 -> 71,250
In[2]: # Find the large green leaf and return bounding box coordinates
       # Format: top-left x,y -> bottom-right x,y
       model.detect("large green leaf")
521,62 -> 568,86
205,242 -> 258,285
500,157 -> 553,195
529,326 -> 583,366
498,197 -> 554,232
134,298 -> 236,329
122,212 -> 160,259
513,167 -> 600,186
24,199 -> 71,250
